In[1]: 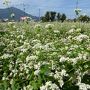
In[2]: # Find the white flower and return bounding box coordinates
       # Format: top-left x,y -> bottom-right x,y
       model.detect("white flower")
9,64 -> 13,70
29,56 -> 38,60
67,35 -> 73,40
34,62 -> 41,69
77,83 -> 90,90
45,24 -> 54,29
74,8 -> 82,12
59,56 -> 67,62
20,48 -> 27,52
31,39 -> 41,44
26,55 -> 38,61
1,53 -> 13,59
68,28 -> 81,33
78,52 -> 88,60
77,76 -> 81,83
34,24 -> 41,29
12,69 -> 18,75
23,86 -> 27,90
26,85 -> 33,90
61,69 -> 68,76
45,81 -> 52,86
40,81 -> 60,90
7,88 -> 11,90
2,77 -> 6,80
32,43 -> 43,49
71,25 -> 76,29
50,83 -> 60,90
70,45 -> 78,50
0,42 -> 5,46
75,34 -> 89,42
68,29 -> 75,33
8,22 -> 15,26
43,42 -> 55,51
34,69 -> 40,76
54,71 -> 61,79
27,62 -> 34,69
3,0 -> 10,5
76,28 -> 81,32
40,85 -> 47,90
49,72 -> 54,76
69,58 -> 78,65
54,30 -> 60,33
10,79 -> 13,85
58,79 -> 64,87
87,44 -> 90,51
61,38 -> 67,44
35,50 -> 40,55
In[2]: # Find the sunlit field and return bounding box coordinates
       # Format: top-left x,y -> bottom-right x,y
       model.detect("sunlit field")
0,21 -> 90,90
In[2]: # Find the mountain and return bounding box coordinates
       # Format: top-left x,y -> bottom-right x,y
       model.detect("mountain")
0,7 -> 39,21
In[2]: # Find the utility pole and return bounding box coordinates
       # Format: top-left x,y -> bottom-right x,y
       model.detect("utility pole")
23,3 -> 26,16
75,0 -> 79,19
76,0 -> 78,9
39,8 -> 41,21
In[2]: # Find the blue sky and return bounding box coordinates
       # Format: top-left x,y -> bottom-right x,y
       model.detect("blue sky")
0,0 -> 90,18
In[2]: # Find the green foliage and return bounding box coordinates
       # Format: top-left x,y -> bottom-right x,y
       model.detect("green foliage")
57,13 -> 61,21
78,15 -> 90,22
41,11 -> 66,22
61,14 -> 67,22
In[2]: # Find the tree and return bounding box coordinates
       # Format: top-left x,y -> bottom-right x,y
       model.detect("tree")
41,16 -> 46,22
41,11 -> 56,22
44,11 -> 50,21
57,13 -> 61,21
50,11 -> 56,21
61,14 -> 66,22
41,11 -> 67,22
78,15 -> 90,22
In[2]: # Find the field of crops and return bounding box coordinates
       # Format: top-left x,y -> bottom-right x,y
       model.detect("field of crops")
0,21 -> 90,90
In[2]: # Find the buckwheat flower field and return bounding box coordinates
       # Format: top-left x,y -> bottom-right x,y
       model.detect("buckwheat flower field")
0,22 -> 90,90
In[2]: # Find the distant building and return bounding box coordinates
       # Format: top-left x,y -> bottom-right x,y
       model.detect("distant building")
20,16 -> 31,21
1,18 -> 9,22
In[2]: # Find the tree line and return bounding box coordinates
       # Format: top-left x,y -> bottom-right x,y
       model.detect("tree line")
77,15 -> 90,22
41,11 -> 66,22
41,11 -> 90,22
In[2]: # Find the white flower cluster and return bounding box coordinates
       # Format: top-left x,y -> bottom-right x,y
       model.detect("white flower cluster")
23,85 -> 33,90
0,41 -> 5,46
26,55 -> 38,61
1,53 -> 13,59
78,52 -> 89,60
34,24 -> 42,29
74,34 -> 89,42
59,56 -> 69,62
77,83 -> 90,90
68,28 -> 81,34
1,22 -> 90,90
40,81 -> 60,90
34,69 -> 40,76
32,43 -> 43,49
45,24 -> 54,29
68,29 -> 75,33
54,30 -> 60,33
